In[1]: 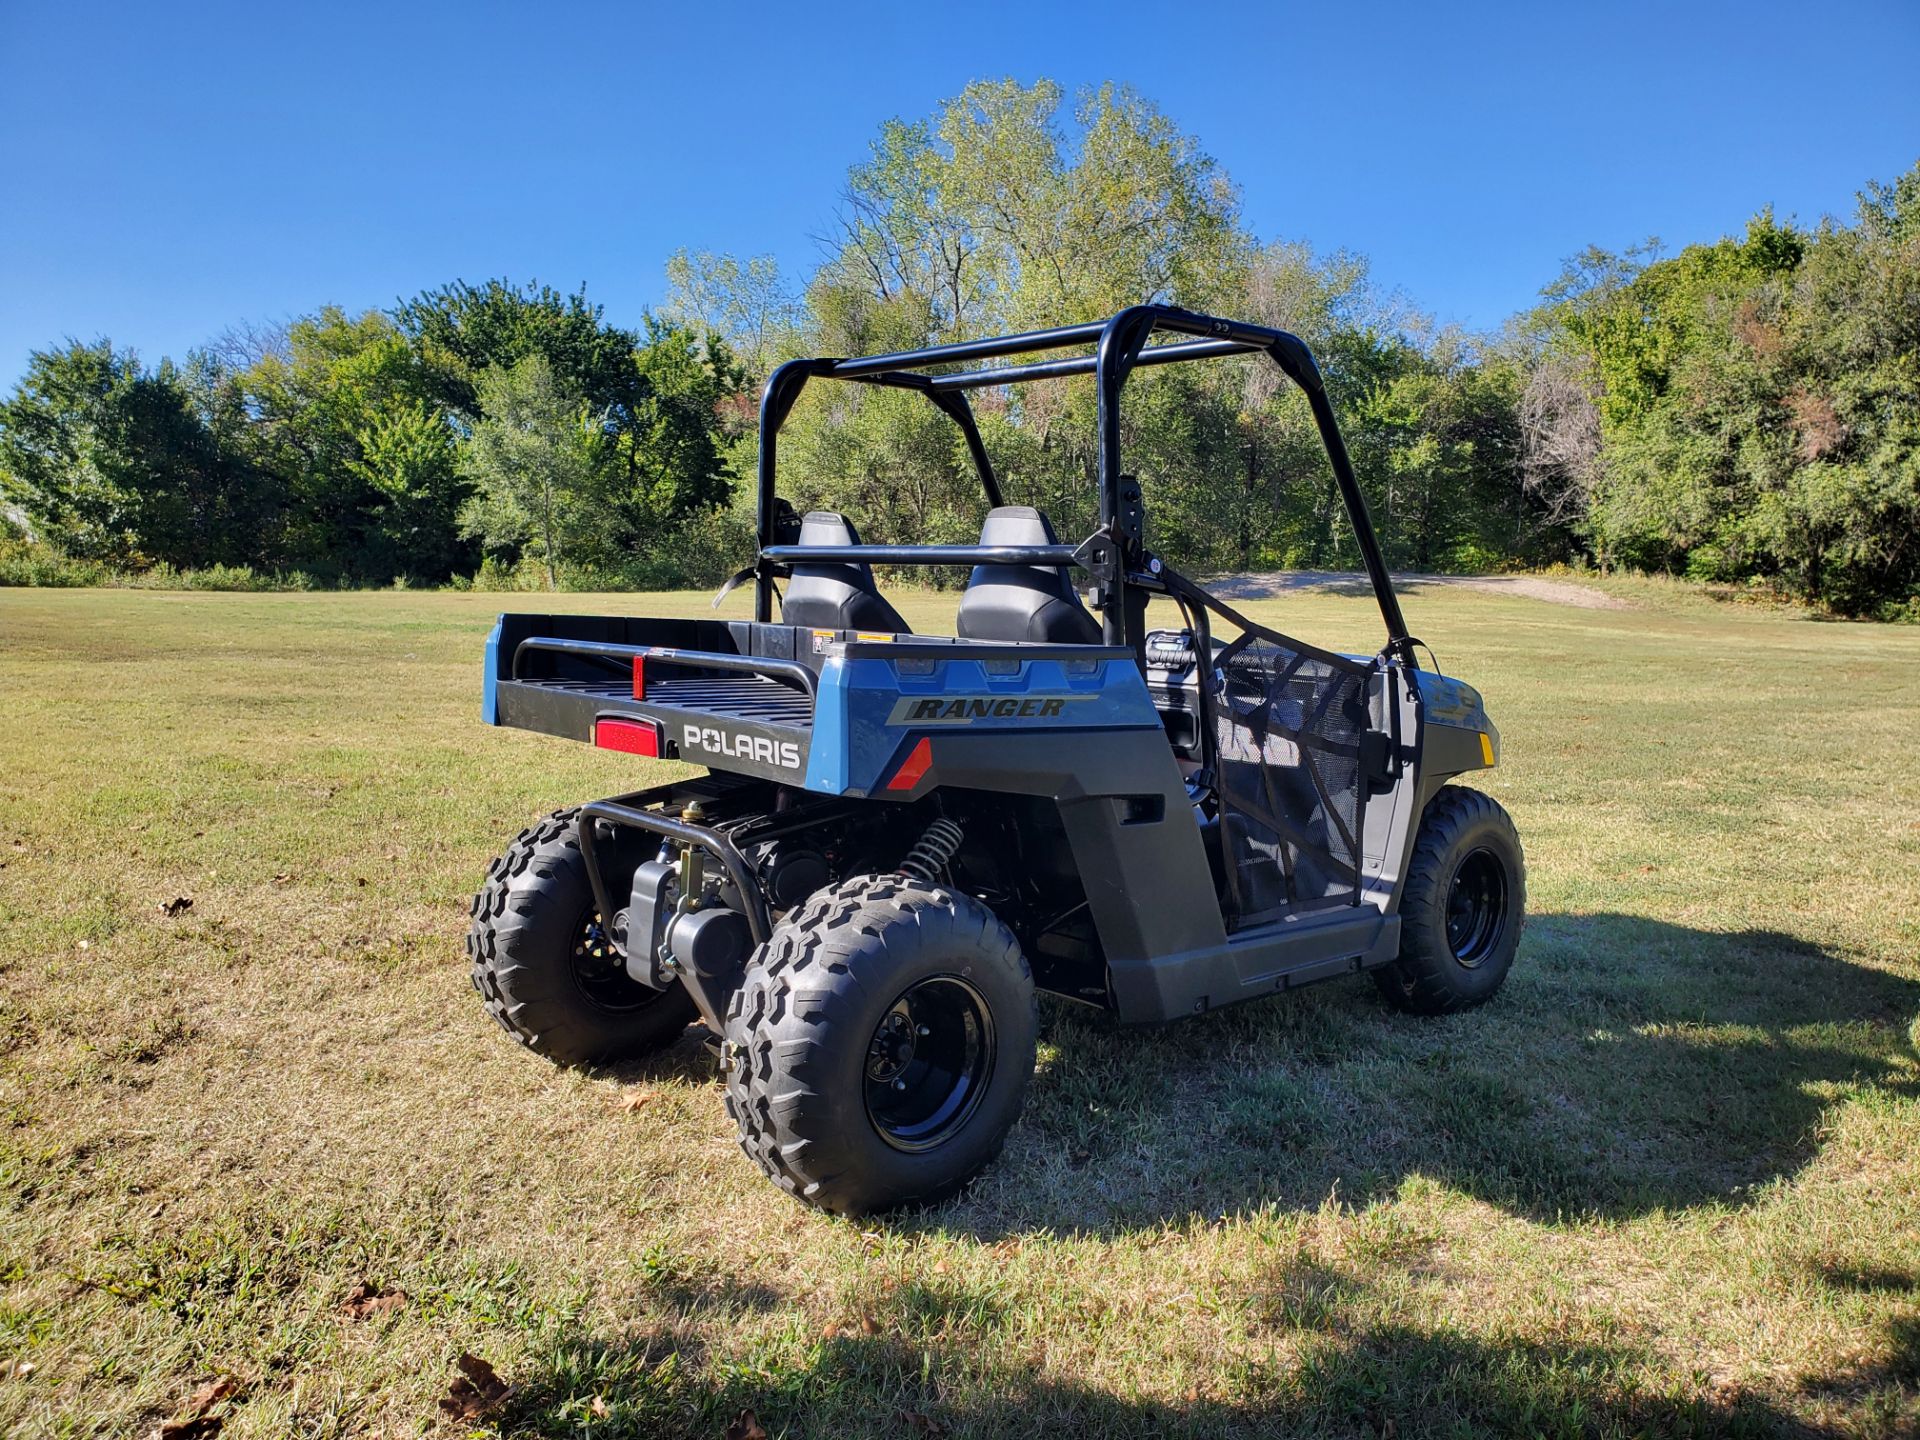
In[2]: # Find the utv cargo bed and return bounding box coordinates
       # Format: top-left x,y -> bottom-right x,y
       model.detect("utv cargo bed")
484,615 -> 821,783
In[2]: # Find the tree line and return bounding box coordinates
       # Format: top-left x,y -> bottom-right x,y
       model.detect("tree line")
0,282 -> 747,590
3,80 -> 1915,615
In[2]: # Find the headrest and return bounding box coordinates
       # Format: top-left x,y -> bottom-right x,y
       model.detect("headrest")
978,506 -> 1058,547
798,511 -> 862,546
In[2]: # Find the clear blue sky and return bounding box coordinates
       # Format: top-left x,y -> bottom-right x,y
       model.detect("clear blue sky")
3,0 -> 1916,387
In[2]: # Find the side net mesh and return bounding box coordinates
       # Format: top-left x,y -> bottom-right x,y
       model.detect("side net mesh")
1211,626 -> 1374,923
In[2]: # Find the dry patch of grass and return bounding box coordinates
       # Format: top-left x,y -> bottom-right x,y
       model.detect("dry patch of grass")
1,584 -> 1917,1437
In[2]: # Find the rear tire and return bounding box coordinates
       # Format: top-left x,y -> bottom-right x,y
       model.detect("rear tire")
469,809 -> 696,1066
723,874 -> 1038,1215
1375,786 -> 1525,1015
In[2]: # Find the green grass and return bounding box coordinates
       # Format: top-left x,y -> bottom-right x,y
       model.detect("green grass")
0,582 -> 1916,1438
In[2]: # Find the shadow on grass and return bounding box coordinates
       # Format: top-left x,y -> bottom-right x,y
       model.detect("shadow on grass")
486,918 -> 1920,1436
1800,1265 -> 1920,1414
931,913 -> 1918,1235
596,1024 -> 719,1087
493,1265 -> 1906,1439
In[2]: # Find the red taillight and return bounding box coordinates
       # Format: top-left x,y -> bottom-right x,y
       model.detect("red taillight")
631,650 -> 647,699
594,716 -> 660,758
885,736 -> 933,792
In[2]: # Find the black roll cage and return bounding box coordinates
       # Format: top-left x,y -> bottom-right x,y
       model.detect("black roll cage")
751,303 -> 1412,660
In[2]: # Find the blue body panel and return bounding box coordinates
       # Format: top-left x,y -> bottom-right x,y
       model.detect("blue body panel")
482,615 -> 504,726
803,652 -> 1163,797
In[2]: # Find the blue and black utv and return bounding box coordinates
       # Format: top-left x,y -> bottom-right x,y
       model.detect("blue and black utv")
470,306 -> 1524,1214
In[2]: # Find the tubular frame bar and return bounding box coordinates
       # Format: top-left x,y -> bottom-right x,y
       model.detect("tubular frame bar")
760,543 -> 1080,570
823,320 -> 1111,377
575,796 -> 772,1034
749,304 -> 1412,651
511,637 -> 817,695
576,797 -> 772,947
924,336 -> 1257,392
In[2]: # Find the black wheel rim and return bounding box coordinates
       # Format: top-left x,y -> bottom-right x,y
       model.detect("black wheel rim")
1445,847 -> 1509,969
569,908 -> 660,1012
864,976 -> 995,1153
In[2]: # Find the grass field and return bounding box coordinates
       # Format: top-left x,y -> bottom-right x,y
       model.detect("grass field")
1,581 -> 1916,1438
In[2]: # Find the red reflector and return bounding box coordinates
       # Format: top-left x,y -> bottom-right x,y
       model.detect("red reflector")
631,650 -> 647,699
886,736 -> 933,792
594,717 -> 660,758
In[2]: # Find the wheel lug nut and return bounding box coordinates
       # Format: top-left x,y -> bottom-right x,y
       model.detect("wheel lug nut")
917,1026 -> 929,1036
893,1078 -> 906,1090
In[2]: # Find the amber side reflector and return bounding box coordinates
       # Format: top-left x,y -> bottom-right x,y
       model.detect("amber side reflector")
885,736 -> 933,791
631,651 -> 647,699
1479,731 -> 1496,766
594,717 -> 660,758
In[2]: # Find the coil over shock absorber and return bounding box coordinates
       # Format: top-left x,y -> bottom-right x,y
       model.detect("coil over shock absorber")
897,817 -> 963,883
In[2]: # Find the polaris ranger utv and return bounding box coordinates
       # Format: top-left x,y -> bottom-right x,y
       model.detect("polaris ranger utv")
470,305 -> 1524,1214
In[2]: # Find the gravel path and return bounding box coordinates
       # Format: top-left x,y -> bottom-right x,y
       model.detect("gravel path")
1206,570 -> 1631,610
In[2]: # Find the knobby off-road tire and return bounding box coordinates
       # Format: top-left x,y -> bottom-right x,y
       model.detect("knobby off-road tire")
723,874 -> 1039,1215
1374,785 -> 1526,1015
469,808 -> 695,1067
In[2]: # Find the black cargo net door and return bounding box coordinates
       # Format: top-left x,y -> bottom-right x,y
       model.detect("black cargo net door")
1209,623 -> 1374,925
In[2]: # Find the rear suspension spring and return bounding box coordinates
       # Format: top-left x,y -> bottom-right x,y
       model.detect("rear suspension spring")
897,817 -> 964,883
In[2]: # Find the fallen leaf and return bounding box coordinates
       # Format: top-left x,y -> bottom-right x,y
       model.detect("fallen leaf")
589,1394 -> 610,1419
859,1314 -> 879,1336
439,1352 -> 510,1420
339,1282 -> 407,1319
8,1360 -> 34,1378
158,896 -> 193,918
155,1375 -> 238,1438
271,873 -> 291,885
898,1410 -> 947,1436
619,1090 -> 657,1113
724,1409 -> 768,1440
157,1418 -> 222,1439
930,1259 -> 950,1275
821,1322 -> 841,1341
76,939 -> 89,951
184,1377 -> 237,1412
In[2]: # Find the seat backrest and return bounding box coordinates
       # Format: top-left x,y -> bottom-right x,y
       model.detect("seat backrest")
780,511 -> 911,633
955,507 -> 1102,646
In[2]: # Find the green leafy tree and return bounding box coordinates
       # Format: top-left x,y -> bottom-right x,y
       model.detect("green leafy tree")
1534,168 -> 1920,613
392,279 -> 643,424
458,355 -> 610,589
0,340 -> 274,567
661,251 -> 801,376
237,306 -> 451,578
347,399 -> 465,579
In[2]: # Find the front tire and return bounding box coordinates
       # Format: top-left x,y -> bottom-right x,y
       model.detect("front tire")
723,874 -> 1038,1215
1375,786 -> 1525,1015
469,809 -> 696,1066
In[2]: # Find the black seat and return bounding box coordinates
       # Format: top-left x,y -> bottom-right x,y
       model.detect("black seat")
780,511 -> 910,633
955,507 -> 1102,646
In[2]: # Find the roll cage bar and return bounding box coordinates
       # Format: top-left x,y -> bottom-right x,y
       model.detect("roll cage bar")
751,304 -> 1412,660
